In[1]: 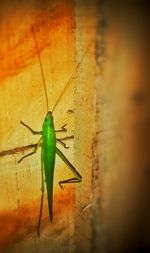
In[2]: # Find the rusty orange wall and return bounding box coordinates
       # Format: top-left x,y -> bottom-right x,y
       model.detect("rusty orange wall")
1,1 -> 150,253
94,1 -> 150,253
0,0 -> 96,253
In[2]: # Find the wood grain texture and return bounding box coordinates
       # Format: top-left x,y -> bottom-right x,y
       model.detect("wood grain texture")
1,1 -> 149,253
0,1 -> 84,252
74,1 -> 96,253
95,1 -> 150,253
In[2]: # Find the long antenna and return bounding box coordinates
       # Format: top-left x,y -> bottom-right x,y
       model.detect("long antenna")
51,41 -> 93,114
31,25 -> 49,112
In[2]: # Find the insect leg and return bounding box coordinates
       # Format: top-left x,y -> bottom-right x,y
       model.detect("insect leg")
56,147 -> 82,189
55,124 -> 67,133
56,135 -> 74,148
20,121 -> 42,135
37,143 -> 44,237
56,139 -> 69,149
18,137 -> 42,163
58,135 -> 74,141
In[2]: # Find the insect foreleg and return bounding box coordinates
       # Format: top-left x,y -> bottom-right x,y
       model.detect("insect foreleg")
20,121 -> 42,135
18,137 -> 42,163
56,147 -> 82,189
55,123 -> 67,133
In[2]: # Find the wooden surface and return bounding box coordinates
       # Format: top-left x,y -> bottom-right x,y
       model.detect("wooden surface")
95,1 -> 150,253
0,1 -> 96,253
0,1 -> 150,253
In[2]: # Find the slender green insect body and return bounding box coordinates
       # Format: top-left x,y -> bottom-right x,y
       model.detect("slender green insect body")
18,26 -> 83,236
42,111 -> 56,222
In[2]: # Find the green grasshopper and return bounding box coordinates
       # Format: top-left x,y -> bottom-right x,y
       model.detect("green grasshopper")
18,26 -> 85,236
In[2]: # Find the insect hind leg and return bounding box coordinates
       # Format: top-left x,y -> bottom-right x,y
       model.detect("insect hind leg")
56,147 -> 82,190
37,144 -> 45,237
59,177 -> 81,190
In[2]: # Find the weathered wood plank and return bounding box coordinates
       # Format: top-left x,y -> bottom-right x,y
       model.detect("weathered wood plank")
0,1 -> 78,252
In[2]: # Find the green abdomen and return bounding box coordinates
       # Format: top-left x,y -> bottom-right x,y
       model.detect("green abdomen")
42,122 -> 56,222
